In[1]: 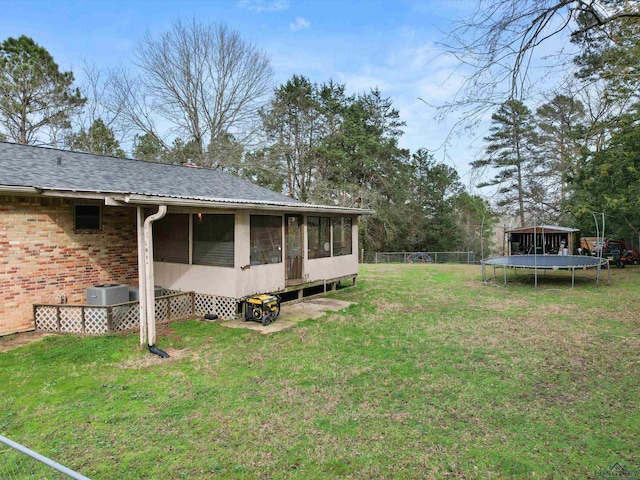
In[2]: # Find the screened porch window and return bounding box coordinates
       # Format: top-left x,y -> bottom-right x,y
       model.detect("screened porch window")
332,217 -> 352,256
250,215 -> 282,265
153,214 -> 189,264
193,214 -> 234,267
153,213 -> 235,266
308,216 -> 331,259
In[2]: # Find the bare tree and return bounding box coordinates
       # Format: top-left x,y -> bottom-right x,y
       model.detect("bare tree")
107,19 -> 273,166
437,0 -> 640,128
61,59 -> 128,153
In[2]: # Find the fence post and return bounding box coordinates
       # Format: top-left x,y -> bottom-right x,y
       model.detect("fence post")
191,292 -> 196,316
80,307 -> 86,334
56,306 -> 61,332
106,306 -> 114,333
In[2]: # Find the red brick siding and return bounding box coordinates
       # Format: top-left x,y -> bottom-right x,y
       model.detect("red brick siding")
0,196 -> 139,335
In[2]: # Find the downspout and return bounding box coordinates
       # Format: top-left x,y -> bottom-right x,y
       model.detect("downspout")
136,208 -> 147,346
143,205 -> 167,354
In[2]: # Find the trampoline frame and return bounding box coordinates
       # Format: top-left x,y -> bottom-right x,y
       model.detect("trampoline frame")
481,254 -> 610,287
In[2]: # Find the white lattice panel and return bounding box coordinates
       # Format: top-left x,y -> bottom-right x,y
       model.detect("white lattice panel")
33,290 -> 236,335
35,306 -> 58,332
60,307 -> 83,333
194,293 -> 238,320
166,294 -> 192,321
155,298 -> 169,322
84,308 -> 108,334
112,305 -> 140,332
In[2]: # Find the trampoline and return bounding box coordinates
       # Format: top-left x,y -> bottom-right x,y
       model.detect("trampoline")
481,254 -> 609,287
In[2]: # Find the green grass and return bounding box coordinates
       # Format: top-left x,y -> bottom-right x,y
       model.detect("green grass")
1,264 -> 639,479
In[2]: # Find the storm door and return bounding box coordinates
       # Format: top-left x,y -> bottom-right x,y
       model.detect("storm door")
285,214 -> 304,284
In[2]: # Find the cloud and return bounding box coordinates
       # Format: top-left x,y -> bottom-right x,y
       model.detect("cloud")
289,17 -> 310,32
237,0 -> 289,13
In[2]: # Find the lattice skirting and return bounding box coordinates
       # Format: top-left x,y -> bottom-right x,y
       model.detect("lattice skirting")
35,292 -> 239,335
194,293 -> 238,320
164,290 -> 239,320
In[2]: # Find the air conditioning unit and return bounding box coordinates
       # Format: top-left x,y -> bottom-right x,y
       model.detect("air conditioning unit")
128,285 -> 165,301
86,284 -> 130,306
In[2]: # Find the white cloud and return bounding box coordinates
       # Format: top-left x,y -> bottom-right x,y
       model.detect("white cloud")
289,17 -> 310,32
237,0 -> 289,13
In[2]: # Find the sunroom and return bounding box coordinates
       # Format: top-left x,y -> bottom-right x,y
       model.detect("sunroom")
152,208 -> 360,307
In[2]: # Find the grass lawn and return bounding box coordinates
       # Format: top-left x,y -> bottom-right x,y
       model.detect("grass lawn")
1,263 -> 639,479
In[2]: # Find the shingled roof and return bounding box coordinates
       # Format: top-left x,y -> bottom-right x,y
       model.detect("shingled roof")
0,142 -> 369,214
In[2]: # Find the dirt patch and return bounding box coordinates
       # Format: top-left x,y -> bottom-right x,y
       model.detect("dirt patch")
0,330 -> 56,353
116,347 -> 191,368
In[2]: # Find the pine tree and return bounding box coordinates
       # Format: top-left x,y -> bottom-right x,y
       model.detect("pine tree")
535,95 -> 586,223
66,118 -> 125,157
472,100 -> 538,226
0,35 -> 85,145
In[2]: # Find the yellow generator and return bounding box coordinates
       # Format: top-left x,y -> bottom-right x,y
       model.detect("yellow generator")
244,294 -> 281,326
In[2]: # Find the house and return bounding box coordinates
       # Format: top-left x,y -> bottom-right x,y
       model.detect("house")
505,225 -> 580,255
0,142 -> 371,338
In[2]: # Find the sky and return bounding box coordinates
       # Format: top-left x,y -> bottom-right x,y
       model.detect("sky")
1,0 -> 567,188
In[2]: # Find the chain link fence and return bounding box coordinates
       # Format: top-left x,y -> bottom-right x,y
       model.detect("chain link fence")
373,251 -> 476,264
0,434 -> 90,479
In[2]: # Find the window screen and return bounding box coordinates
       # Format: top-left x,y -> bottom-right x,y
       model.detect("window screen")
332,217 -> 352,256
308,216 -> 331,259
193,214 -> 234,267
153,214 -> 189,264
250,215 -> 282,265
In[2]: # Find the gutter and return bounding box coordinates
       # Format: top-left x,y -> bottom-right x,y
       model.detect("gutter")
0,186 -> 41,195
122,194 -> 375,215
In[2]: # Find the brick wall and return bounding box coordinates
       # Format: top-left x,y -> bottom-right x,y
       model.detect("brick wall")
0,196 -> 139,335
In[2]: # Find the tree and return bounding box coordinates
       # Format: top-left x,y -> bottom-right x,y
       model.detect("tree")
438,1 -> 640,129
336,89 -> 410,254
259,75 -> 323,201
132,133 -> 167,162
452,192 -> 496,257
67,60 -> 125,153
573,7 -> 640,104
240,149 -> 286,193
407,148 -> 464,251
472,100 -> 538,226
570,106 -> 640,239
0,35 -> 85,145
535,94 -> 587,223
66,118 -> 125,157
108,19 -> 273,167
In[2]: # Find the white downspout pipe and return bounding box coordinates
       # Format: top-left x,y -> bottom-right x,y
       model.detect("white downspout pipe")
136,207 -> 148,346
143,205 -> 167,347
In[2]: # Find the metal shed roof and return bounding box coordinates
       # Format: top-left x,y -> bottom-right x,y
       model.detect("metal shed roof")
506,225 -> 580,234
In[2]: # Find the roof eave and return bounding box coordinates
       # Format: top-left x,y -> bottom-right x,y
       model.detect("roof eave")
122,194 -> 375,215
2,186 -> 374,215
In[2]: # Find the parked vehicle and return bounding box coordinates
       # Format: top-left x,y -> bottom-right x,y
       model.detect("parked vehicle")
406,252 -> 433,263
584,238 -> 640,267
608,240 -> 640,265
601,242 -> 624,268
